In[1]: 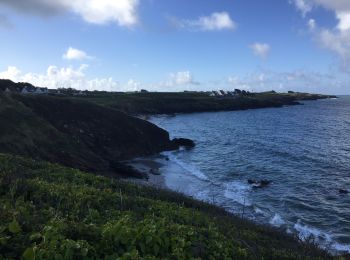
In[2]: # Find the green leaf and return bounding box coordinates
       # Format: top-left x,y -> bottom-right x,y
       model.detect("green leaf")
23,247 -> 35,260
0,236 -> 10,245
81,248 -> 89,257
8,219 -> 21,234
29,233 -> 42,242
0,226 -> 6,233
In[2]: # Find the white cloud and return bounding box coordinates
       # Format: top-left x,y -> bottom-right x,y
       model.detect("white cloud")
318,29 -> 350,71
69,0 -> 139,26
308,18 -> 316,30
0,66 -> 201,92
250,43 -> 271,58
312,0 -> 350,12
167,71 -> 199,86
0,66 -> 22,80
0,65 -> 135,91
171,12 -> 236,31
147,71 -> 200,91
291,0 -> 313,16
0,0 -> 139,27
291,0 -> 350,71
194,12 -> 236,31
227,69 -> 344,93
63,47 -> 91,60
127,79 -> 141,90
336,12 -> 350,31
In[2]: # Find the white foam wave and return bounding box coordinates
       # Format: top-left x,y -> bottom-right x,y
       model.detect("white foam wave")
332,243 -> 350,253
254,207 -> 265,215
269,213 -> 285,227
224,181 -> 252,206
164,152 -> 209,181
294,220 -> 350,253
294,220 -> 332,242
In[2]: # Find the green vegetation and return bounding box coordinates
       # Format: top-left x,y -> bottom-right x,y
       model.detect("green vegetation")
0,154 -> 331,259
0,93 -> 177,178
0,80 -> 339,258
71,91 -> 336,115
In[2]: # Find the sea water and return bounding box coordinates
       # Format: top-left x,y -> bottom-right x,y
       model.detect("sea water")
149,96 -> 350,254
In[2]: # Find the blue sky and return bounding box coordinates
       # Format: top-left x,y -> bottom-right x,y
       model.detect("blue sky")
0,0 -> 350,94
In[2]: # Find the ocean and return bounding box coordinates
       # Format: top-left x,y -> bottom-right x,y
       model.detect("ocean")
149,96 -> 350,254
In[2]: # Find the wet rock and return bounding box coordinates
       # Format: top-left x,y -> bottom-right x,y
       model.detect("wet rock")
171,138 -> 195,149
110,162 -> 148,179
149,168 -> 161,175
248,179 -> 272,188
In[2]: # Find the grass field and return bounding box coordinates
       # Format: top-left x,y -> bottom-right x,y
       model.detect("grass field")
70,91 -> 335,115
0,154 -> 331,259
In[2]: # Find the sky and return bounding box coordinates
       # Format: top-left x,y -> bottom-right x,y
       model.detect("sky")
0,0 -> 350,94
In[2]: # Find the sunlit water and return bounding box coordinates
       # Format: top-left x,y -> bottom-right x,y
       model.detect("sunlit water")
149,96 -> 350,254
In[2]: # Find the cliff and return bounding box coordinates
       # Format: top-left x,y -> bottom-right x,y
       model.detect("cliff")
0,94 -> 180,177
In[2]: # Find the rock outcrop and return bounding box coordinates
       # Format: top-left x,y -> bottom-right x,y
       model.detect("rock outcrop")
171,138 -> 196,149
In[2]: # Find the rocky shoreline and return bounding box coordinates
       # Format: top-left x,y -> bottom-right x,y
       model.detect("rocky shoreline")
125,157 -> 169,189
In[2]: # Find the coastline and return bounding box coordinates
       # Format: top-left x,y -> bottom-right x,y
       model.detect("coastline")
126,156 -> 169,190
129,98 -> 350,256
126,151 -> 350,256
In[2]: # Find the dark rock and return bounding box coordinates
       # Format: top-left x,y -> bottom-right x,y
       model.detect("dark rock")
110,162 -> 148,179
171,138 -> 195,149
248,179 -> 256,185
248,179 -> 271,188
260,180 -> 272,186
149,168 -> 160,175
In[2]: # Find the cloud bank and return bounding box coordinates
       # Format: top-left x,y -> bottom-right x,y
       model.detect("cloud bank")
228,69 -> 343,93
291,0 -> 350,71
0,65 -> 126,91
0,0 -> 139,27
0,66 -> 201,92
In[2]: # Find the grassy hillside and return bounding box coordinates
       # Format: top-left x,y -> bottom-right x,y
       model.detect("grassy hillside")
71,91 -> 336,115
0,154 -> 330,259
0,94 -> 178,178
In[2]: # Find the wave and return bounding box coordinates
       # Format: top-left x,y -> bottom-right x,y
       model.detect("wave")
269,213 -> 286,227
294,220 -> 350,253
254,206 -> 266,215
163,152 -> 209,181
224,181 -> 252,206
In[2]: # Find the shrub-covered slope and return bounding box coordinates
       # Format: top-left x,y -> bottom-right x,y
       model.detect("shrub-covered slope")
72,91 -> 336,115
0,94 -> 177,177
0,154 -> 330,259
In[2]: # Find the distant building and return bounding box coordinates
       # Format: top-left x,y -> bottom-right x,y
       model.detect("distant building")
209,90 -> 243,98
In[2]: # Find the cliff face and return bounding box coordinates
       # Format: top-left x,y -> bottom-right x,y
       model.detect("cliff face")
0,94 -> 176,177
